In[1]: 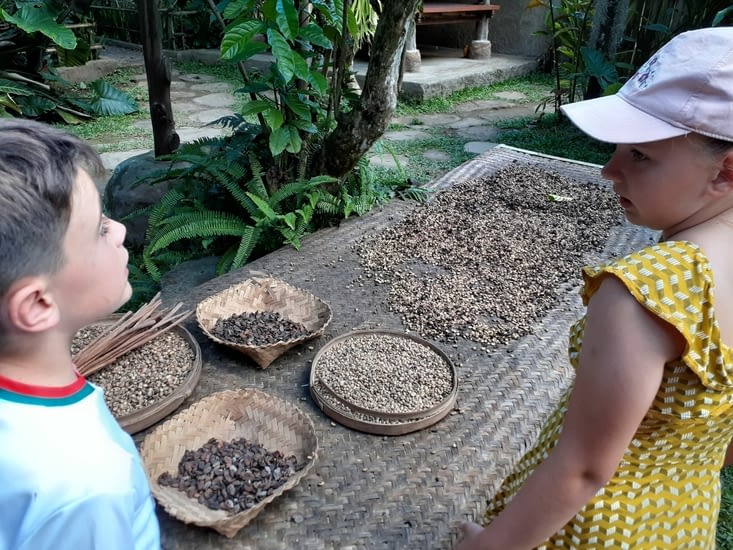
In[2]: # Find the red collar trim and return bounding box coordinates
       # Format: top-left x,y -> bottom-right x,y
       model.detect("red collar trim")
0,371 -> 86,398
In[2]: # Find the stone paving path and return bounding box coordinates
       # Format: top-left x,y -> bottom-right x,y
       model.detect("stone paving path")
87,50 -> 538,182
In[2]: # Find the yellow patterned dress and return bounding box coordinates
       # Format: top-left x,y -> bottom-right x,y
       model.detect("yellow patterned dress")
485,241 -> 733,548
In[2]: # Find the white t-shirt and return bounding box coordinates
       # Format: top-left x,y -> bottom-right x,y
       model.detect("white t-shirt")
0,373 -> 160,550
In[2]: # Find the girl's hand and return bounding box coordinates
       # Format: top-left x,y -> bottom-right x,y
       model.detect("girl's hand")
454,522 -> 486,549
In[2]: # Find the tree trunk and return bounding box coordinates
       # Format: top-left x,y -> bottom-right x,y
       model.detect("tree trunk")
138,0 -> 180,156
310,0 -> 421,178
585,0 -> 629,99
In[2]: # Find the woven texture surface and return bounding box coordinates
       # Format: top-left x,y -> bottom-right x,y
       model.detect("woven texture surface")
196,276 -> 333,368
140,389 -> 318,538
153,146 -> 658,550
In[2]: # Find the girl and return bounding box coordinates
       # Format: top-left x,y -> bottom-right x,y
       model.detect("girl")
455,27 -> 733,549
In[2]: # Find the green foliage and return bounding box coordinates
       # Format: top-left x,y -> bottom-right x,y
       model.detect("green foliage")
1,71 -> 139,121
495,112 -> 614,166
720,467 -> 733,549
529,0 -> 733,113
1,1 -> 76,48
580,46 -> 618,92
350,0 -> 380,47
0,0 -> 139,121
218,0 -> 361,167
136,125 -> 345,281
130,0 -> 418,285
619,0 -> 733,72
528,0 -> 595,108
315,152 -> 429,221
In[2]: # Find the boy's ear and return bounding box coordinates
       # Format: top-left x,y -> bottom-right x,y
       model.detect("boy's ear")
5,278 -> 60,333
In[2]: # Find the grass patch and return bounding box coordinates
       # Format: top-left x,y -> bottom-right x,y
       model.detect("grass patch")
173,59 -> 243,84
371,133 -> 472,186
396,72 -> 554,116
62,112 -> 149,141
495,112 -> 614,166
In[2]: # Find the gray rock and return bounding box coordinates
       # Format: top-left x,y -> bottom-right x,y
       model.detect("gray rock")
103,152 -> 175,247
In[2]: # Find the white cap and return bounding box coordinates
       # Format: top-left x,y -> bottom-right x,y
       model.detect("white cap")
561,27 -> 733,143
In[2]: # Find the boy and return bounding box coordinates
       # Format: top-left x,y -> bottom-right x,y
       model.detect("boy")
0,120 -> 160,549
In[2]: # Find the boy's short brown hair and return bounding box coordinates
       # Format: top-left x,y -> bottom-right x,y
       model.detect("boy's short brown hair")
0,120 -> 103,299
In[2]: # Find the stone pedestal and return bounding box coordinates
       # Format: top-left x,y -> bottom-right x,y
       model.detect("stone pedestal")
404,49 -> 422,72
469,40 -> 492,59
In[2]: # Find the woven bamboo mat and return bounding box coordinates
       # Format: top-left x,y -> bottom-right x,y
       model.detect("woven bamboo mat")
152,146 -> 657,550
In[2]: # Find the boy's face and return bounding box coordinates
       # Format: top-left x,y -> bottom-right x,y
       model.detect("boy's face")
49,169 -> 131,331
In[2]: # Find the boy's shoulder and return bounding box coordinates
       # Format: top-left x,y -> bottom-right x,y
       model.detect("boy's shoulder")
0,377 -> 128,448
0,380 -> 160,549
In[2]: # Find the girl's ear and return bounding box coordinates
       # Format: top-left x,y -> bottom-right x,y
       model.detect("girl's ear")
711,151 -> 733,195
5,278 -> 60,334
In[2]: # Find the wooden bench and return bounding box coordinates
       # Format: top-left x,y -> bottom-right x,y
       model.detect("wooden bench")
405,1 -> 501,72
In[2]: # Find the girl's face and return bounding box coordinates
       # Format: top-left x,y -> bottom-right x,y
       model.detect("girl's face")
50,169 -> 131,332
600,136 -> 723,238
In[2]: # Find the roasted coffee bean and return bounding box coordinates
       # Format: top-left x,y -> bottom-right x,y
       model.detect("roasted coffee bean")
210,311 -> 310,346
158,437 -> 304,515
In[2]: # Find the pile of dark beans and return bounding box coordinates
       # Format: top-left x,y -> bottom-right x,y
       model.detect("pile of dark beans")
210,311 -> 311,345
158,437 -> 302,514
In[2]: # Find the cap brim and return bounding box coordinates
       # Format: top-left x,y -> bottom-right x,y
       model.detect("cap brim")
560,95 -> 689,144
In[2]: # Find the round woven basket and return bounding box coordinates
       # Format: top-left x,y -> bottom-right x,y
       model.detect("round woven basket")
309,330 -> 458,436
196,276 -> 332,369
118,324 -> 202,434
80,317 -> 202,435
140,388 -> 318,538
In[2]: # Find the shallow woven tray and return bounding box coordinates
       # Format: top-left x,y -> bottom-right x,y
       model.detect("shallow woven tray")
310,330 -> 458,435
196,276 -> 333,369
140,388 -> 318,538
82,318 -> 202,435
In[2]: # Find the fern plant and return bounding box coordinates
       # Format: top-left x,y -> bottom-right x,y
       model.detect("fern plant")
138,128 -> 340,281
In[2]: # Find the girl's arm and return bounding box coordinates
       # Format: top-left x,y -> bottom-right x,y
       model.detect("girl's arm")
455,275 -> 684,550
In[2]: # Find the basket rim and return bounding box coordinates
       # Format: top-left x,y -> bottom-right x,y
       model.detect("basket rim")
310,381 -> 457,436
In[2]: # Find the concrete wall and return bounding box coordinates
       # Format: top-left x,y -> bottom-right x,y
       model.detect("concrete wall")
417,1 -> 550,59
